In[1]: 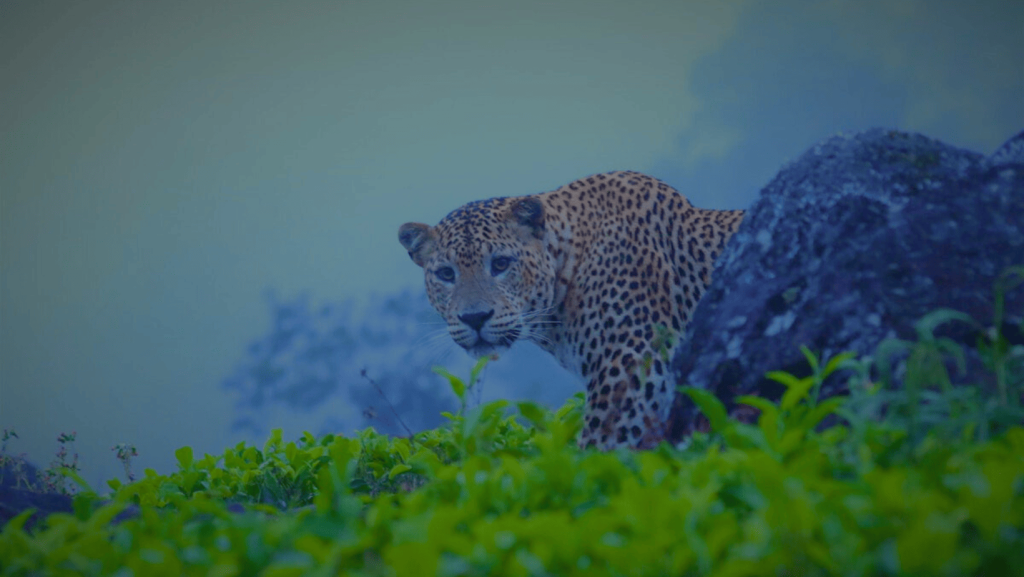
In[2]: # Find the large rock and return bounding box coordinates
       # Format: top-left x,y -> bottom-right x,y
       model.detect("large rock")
668,128 -> 1024,440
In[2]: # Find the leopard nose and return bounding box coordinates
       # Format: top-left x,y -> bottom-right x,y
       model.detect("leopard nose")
458,310 -> 494,332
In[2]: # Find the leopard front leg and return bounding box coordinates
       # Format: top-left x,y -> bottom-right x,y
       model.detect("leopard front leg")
577,350 -> 674,450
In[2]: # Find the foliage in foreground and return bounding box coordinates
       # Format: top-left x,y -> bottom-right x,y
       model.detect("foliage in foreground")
3,283 -> 1024,575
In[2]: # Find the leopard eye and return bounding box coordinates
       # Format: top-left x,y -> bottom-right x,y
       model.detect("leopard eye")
491,256 -> 513,276
435,266 -> 456,282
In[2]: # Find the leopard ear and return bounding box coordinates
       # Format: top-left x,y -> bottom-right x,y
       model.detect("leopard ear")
398,222 -> 436,267
509,197 -> 545,239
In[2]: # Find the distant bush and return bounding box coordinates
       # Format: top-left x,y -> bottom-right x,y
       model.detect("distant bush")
221,288 -> 579,442
221,288 -> 464,438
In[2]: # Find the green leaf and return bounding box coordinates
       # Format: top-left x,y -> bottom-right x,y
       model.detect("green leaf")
264,428 -> 283,454
388,463 -> 412,479
679,387 -> 728,433
408,449 -> 442,474
822,351 -> 857,378
736,395 -> 780,448
327,438 -> 358,476
724,423 -> 771,452
799,346 -> 820,375
394,439 -> 411,462
2,508 -> 35,533
461,400 -> 510,447
765,370 -> 802,389
735,395 -> 778,416
799,397 -> 845,431
262,472 -> 286,506
469,355 -> 492,388
179,471 -> 204,495
517,401 -> 548,430
777,429 -> 806,455
72,492 -> 98,521
157,480 -> 185,503
433,366 -> 466,401
175,446 -> 194,470
913,309 -> 974,342
56,466 -> 96,495
874,337 -> 911,386
779,376 -> 814,411
478,399 -> 510,422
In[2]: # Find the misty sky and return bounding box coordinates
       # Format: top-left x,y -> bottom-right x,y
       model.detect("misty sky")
2,0 -> 1022,488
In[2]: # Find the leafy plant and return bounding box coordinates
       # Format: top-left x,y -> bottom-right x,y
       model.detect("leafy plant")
433,355 -> 493,416
3,280 -> 1023,575
680,346 -> 853,460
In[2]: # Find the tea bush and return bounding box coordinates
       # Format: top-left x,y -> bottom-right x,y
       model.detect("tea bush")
3,277 -> 1024,575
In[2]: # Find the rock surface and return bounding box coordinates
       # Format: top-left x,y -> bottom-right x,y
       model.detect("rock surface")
668,128 -> 1024,441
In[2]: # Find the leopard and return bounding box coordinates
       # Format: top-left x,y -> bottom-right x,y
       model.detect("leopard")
398,171 -> 743,450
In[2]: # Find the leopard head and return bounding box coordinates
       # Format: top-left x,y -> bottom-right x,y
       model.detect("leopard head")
399,196 -> 556,358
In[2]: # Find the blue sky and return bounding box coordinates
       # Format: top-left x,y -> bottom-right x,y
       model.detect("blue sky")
2,0 -> 1022,488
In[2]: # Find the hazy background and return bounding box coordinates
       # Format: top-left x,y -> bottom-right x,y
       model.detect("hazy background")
2,0 -> 1022,488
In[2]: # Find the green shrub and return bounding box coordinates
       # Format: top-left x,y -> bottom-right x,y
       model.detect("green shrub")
3,274 -> 1023,575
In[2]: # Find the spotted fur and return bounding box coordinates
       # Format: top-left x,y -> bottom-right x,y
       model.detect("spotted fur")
399,171 -> 743,449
